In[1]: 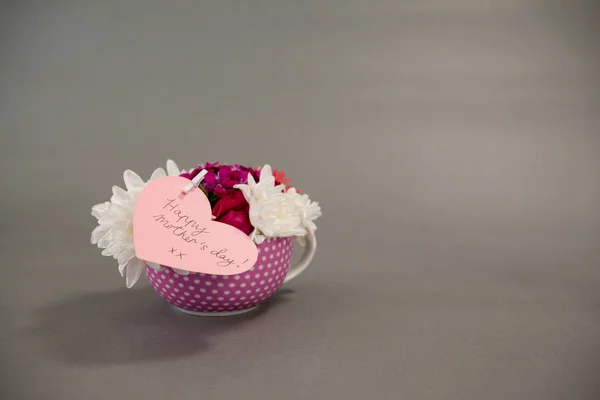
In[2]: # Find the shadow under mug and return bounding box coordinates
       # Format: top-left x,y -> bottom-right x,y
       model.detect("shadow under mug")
145,230 -> 317,316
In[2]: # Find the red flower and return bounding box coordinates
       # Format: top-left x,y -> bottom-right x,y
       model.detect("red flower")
211,190 -> 252,235
272,169 -> 291,185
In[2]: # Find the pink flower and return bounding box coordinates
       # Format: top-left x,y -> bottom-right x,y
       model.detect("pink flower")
211,190 -> 252,235
181,162 -> 258,196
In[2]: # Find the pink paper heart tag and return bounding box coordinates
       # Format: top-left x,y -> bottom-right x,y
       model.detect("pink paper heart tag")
133,176 -> 258,275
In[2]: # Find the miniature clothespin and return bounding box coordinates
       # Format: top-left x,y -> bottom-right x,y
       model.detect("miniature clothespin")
182,169 -> 208,194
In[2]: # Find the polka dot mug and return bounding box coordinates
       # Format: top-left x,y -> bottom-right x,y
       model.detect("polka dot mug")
145,230 -> 317,316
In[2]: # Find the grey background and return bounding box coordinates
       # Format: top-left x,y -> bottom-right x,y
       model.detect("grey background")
1,1 -> 599,399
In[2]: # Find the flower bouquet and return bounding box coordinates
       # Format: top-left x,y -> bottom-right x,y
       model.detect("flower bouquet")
91,160 -> 322,316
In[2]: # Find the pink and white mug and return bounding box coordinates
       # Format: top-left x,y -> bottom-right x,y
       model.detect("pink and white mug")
145,231 -> 317,316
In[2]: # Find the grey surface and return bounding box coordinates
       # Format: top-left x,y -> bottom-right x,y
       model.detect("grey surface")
1,1 -> 600,399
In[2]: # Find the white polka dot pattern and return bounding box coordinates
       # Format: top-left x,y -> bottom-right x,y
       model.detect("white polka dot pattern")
145,237 -> 293,313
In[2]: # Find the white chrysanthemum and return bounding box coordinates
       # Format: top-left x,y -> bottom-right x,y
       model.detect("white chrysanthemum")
91,160 -> 185,288
235,165 -> 322,244
248,193 -> 306,239
286,187 -> 322,232
235,165 -> 286,202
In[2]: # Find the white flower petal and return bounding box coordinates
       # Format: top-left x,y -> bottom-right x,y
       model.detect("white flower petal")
117,248 -> 135,266
260,164 -> 273,179
91,202 -> 111,219
110,185 -> 129,204
91,225 -> 110,244
125,259 -> 145,288
166,159 -> 180,176
118,260 -> 127,276
107,203 -> 130,218
101,245 -> 116,257
250,230 -> 266,244
172,268 -> 190,275
104,242 -> 127,258
150,168 -> 167,181
123,170 -> 145,190
146,261 -> 163,271
97,231 -> 114,248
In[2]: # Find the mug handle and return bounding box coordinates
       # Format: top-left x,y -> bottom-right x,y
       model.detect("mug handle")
284,230 -> 317,283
